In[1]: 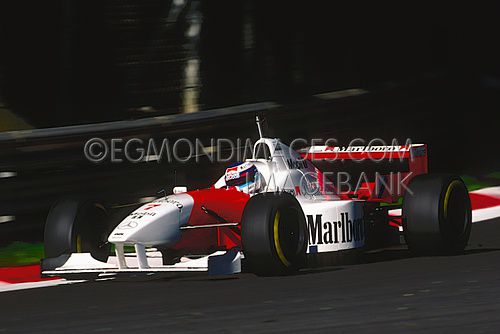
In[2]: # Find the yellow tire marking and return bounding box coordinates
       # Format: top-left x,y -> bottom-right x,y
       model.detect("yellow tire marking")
273,211 -> 291,267
444,180 -> 461,218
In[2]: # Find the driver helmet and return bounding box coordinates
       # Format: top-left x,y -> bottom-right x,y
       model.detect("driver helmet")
224,162 -> 261,193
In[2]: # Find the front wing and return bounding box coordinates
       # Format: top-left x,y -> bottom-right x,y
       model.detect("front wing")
41,248 -> 242,279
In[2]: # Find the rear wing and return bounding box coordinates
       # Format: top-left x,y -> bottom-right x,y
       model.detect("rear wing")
299,144 -> 428,202
300,144 -> 427,172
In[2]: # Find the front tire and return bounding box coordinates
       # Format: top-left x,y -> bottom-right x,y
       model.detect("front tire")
403,174 -> 472,255
44,198 -> 110,262
241,192 -> 307,276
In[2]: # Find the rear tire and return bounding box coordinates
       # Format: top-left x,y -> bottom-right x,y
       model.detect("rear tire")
44,198 -> 110,262
403,174 -> 472,255
241,192 -> 307,276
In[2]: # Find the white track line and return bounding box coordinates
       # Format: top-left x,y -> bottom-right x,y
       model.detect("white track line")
472,206 -> 500,223
0,279 -> 85,293
471,187 -> 500,223
472,187 -> 500,197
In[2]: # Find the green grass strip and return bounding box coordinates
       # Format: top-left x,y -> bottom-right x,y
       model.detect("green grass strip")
0,242 -> 137,268
0,242 -> 44,267
486,172 -> 500,180
461,175 -> 493,192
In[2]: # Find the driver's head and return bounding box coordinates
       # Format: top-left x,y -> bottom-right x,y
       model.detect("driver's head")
224,162 -> 260,193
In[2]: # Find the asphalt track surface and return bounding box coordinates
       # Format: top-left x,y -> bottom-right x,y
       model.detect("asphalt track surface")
2,218 -> 500,333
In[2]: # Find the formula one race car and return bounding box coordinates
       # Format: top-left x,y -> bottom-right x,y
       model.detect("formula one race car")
42,119 -> 472,278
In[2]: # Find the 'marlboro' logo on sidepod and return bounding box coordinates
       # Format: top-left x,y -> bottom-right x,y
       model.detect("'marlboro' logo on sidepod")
307,213 -> 364,245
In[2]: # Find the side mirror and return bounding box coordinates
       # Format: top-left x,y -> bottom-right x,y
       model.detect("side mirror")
173,186 -> 187,194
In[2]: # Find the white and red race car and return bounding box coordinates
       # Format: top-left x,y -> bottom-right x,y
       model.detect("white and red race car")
41,121 -> 472,278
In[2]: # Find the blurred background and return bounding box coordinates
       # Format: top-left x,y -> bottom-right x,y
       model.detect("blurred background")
0,1 -> 499,125
0,1 -> 499,250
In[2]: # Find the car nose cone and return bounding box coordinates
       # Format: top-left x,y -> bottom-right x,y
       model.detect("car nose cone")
108,193 -> 194,246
